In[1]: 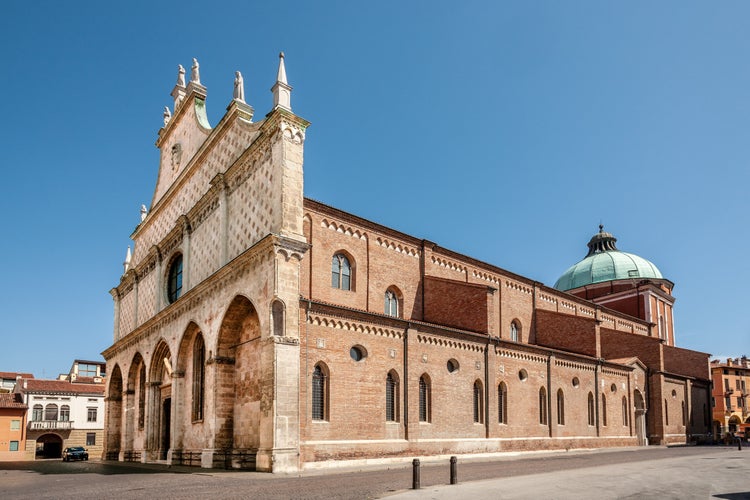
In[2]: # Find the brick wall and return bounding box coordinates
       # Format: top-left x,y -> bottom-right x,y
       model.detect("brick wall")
423,276 -> 490,333
535,309 -> 598,358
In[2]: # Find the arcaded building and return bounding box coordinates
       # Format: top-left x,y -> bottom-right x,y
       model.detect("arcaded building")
103,55 -> 711,472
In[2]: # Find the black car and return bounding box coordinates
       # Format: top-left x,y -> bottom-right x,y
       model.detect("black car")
62,446 -> 89,461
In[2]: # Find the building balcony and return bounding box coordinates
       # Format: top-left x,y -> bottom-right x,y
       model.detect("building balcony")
28,420 -> 73,430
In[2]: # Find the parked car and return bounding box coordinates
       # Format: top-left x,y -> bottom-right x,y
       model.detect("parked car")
62,446 -> 88,462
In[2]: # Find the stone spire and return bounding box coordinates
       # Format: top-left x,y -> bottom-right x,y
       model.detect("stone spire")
123,246 -> 132,274
585,224 -> 619,257
271,52 -> 292,111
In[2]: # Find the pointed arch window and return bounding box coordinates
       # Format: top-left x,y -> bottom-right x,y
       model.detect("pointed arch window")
587,392 -> 595,426
331,254 -> 352,290
498,382 -> 508,424
312,363 -> 328,421
556,389 -> 565,425
419,375 -> 431,423
386,371 -> 399,422
510,321 -> 520,342
384,289 -> 399,317
601,394 -> 607,426
138,363 -> 146,429
539,387 -> 547,425
192,334 -> 205,421
474,380 -> 484,423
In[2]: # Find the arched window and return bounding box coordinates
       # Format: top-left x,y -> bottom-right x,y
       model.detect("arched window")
32,404 -> 43,421
272,300 -> 285,336
681,401 -> 686,426
498,382 -> 508,424
312,364 -> 328,421
587,392 -> 595,426
419,375 -> 431,423
556,389 -> 565,425
622,396 -> 629,426
510,321 -> 520,342
167,254 -> 183,303
331,254 -> 352,290
138,363 -> 146,429
384,289 -> 399,317
386,371 -> 399,422
45,404 -> 58,421
474,380 -> 484,423
192,334 -> 205,421
601,395 -> 607,426
539,387 -> 547,425
665,399 -> 669,426
60,405 -> 70,422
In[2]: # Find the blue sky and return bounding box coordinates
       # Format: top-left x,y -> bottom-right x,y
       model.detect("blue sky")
1,1 -> 748,377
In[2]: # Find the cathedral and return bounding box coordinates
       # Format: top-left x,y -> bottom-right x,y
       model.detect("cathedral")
103,55 -> 711,472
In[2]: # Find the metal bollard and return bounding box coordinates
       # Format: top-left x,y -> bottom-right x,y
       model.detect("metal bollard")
412,458 -> 421,489
450,456 -> 458,485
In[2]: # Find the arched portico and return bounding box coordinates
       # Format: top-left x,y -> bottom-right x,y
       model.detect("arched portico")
36,433 -> 63,459
148,341 -> 173,461
174,322 -> 206,458
105,364 -> 123,459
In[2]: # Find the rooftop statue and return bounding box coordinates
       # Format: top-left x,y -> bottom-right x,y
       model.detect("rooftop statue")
176,64 -> 186,87
191,58 -> 200,84
163,106 -> 171,127
233,71 -> 245,102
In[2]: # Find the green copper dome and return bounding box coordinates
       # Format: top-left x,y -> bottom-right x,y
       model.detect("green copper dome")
554,226 -> 663,291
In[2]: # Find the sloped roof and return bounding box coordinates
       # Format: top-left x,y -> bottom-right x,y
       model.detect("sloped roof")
20,379 -> 105,395
0,392 -> 27,409
0,372 -> 34,379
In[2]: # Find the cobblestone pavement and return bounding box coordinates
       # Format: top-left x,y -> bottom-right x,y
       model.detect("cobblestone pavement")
0,445 -> 745,499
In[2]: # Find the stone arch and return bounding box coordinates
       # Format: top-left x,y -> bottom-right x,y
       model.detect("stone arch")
148,340 -> 173,460
176,322 -> 205,451
105,364 -> 123,459
36,433 -> 63,459
215,295 -> 262,454
125,352 -> 146,454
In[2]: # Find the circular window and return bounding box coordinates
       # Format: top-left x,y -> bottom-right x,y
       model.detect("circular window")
572,377 -> 580,388
671,389 -> 677,398
167,254 -> 183,304
610,383 -> 617,393
519,369 -> 528,381
350,346 -> 366,361
447,359 -> 459,373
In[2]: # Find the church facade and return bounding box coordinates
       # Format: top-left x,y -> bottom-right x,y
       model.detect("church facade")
102,55 -> 711,472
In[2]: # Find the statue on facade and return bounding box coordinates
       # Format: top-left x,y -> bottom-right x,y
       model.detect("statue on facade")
191,58 -> 200,84
140,204 -> 148,222
176,64 -> 186,87
233,71 -> 245,102
163,106 -> 171,127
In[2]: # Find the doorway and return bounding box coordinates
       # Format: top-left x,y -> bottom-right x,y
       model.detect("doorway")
161,397 -> 171,460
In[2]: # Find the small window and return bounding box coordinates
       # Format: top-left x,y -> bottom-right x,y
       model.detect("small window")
539,387 -> 548,425
611,383 -> 617,393
572,377 -> 580,388
622,396 -> 629,426
664,399 -> 669,425
312,363 -> 328,421
419,374 -> 431,423
556,389 -> 565,425
601,395 -> 607,426
350,346 -> 366,362
386,371 -> 399,422
9,441 -> 18,452
10,420 -> 20,431
86,433 -> 96,446
671,389 -> 677,398
167,254 -> 184,303
473,380 -> 484,424
518,369 -> 528,382
510,321 -> 520,342
87,407 -> 98,423
587,392 -> 595,426
331,254 -> 352,291
498,382 -> 508,424
384,289 -> 399,317
447,359 -> 459,373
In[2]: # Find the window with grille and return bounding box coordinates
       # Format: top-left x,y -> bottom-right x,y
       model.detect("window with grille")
539,387 -> 547,425
386,372 -> 398,422
419,375 -> 430,422
331,254 -> 352,290
193,334 -> 205,421
498,383 -> 507,424
312,364 -> 327,421
587,392 -> 595,426
556,389 -> 565,425
473,381 -> 484,423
